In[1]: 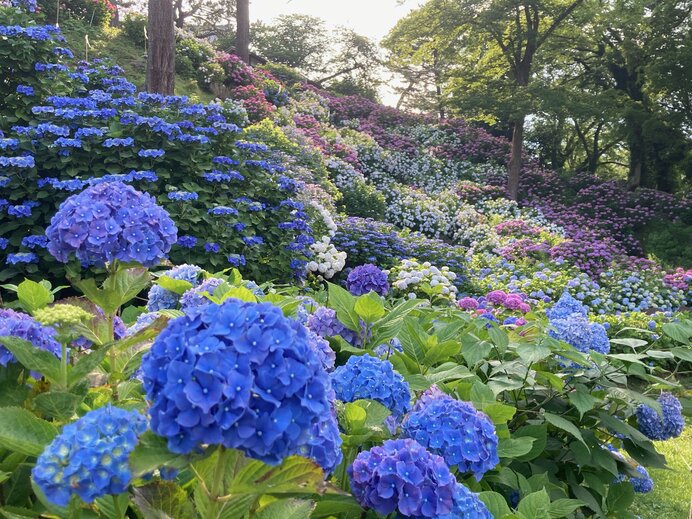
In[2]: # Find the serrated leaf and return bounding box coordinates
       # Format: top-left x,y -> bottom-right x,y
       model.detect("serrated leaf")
483,402 -> 516,424
0,336 -> 62,383
517,489 -> 551,519
354,292 -> 385,324
33,391 -> 82,421
517,342 -> 551,364
130,431 -> 204,476
568,387 -> 599,418
544,412 -> 587,446
327,283 -> 360,331
478,492 -> 512,518
133,482 -> 195,519
230,456 -> 333,496
497,437 -> 535,458
16,279 -> 52,313
0,407 -> 57,456
549,498 -> 583,518
422,340 -> 460,366
155,275 -> 194,295
606,483 -> 634,513
254,499 -> 315,519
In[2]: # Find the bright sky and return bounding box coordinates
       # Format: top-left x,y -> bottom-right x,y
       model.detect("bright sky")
251,0 -> 421,105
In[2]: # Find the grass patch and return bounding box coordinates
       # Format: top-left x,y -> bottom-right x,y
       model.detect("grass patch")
632,423 -> 692,518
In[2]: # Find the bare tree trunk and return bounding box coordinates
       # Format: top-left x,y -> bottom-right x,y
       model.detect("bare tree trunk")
146,0 -> 176,95
236,0 -> 250,64
508,115 -> 524,200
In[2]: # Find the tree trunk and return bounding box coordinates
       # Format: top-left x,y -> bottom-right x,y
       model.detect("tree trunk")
146,0 -> 176,95
236,0 -> 250,64
508,115 -> 525,200
626,120 -> 645,190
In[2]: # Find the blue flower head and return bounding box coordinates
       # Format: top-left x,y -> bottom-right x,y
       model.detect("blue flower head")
0,308 -> 62,370
630,465 -> 654,493
141,298 -> 338,466
636,392 -> 684,441
32,406 -> 147,506
403,394 -> 499,480
437,483 -> 493,519
549,315 -> 610,354
347,264 -> 390,296
348,438 -> 458,517
331,354 -> 411,417
547,291 -> 589,320
46,181 -> 177,267
307,306 -> 358,345
179,277 -> 225,311
146,264 -> 203,311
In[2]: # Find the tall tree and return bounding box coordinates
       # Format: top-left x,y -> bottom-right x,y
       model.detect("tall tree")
235,0 -> 250,64
251,14 -> 328,71
146,0 -> 176,94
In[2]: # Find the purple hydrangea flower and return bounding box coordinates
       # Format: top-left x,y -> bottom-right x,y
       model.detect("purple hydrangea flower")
0,308 -> 62,369
346,264 -> 390,296
45,181 -> 177,267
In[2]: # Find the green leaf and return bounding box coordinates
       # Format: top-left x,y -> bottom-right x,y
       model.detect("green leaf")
0,336 -> 62,383
606,483 -> 635,513
488,326 -> 509,349
129,431 -> 204,476
16,279 -> 52,313
483,402 -> 517,424
230,456 -> 334,496
353,399 -> 391,427
354,292 -> 385,324
0,407 -> 57,456
478,491 -> 512,518
497,437 -> 536,458
68,346 -> 111,388
155,275 -> 194,295
33,391 -> 82,421
548,499 -> 583,518
132,482 -> 195,519
662,322 -> 691,344
470,381 -> 495,407
422,340 -> 460,366
568,387 -> 599,418
254,499 -> 315,519
513,424 -> 547,461
74,268 -> 150,314
517,489 -> 551,519
327,283 -> 360,331
398,319 -> 428,365
517,342 -> 551,364
95,493 -> 130,519
219,286 -> 257,303
460,339 -> 492,366
311,495 -> 363,518
544,412 -> 587,446
342,402 -> 367,432
672,347 -> 692,362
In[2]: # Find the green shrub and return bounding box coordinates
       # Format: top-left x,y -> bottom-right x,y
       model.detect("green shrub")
121,12 -> 146,48
338,177 -> 387,219
37,0 -> 114,27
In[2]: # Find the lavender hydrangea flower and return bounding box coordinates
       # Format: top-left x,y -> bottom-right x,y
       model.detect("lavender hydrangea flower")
32,406 -> 147,506
331,354 -> 411,417
348,438 -> 458,517
140,298 -> 337,465
635,392 -> 685,441
438,483 -> 493,519
307,306 -> 358,345
179,277 -> 225,311
45,181 -> 177,267
403,394 -> 499,480
347,264 -> 390,296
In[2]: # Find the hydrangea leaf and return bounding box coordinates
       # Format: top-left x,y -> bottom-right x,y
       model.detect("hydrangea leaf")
517,489 -> 551,519
254,499 -> 315,519
544,412 -> 587,446
568,386 -> 600,418
354,292 -> 385,324
326,282 -> 360,332
154,275 -> 193,295
33,391 -> 82,421
478,491 -> 512,519
0,336 -> 62,383
0,407 -> 57,456
605,483 -> 635,515
133,482 -> 196,519
497,437 -> 536,458
548,498 -> 584,518
16,278 -> 52,313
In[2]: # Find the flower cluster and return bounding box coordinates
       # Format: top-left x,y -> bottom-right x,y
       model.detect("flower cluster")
306,236 -> 347,279
347,264 -> 390,296
347,438 -> 460,517
146,264 -> 203,311
331,354 -> 411,417
45,181 -> 177,267
403,393 -> 499,480
636,392 -> 685,441
390,259 -> 458,301
141,298 -> 338,466
32,406 -> 147,506
306,306 -> 359,345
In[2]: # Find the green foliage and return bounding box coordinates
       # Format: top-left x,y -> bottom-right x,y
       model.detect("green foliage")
337,177 -> 387,220
640,221 -> 692,269
121,13 -> 147,49
37,0 -> 114,27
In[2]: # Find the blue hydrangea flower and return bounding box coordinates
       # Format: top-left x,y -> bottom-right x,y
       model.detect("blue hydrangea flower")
179,277 -> 225,311
140,299 -> 337,465
348,438 -> 458,517
373,338 -> 403,358
6,252 -> 38,265
299,388 -> 342,474
630,465 -> 654,493
549,315 -> 610,354
32,406 -> 147,506
45,181 -> 177,267
403,394 -> 499,480
125,312 -> 159,336
436,483 -> 493,519
331,354 -> 411,417
635,392 -> 685,441
547,291 -> 589,320
176,235 -> 197,248
0,308 -> 62,369
347,264 -> 390,296
146,264 -> 202,311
